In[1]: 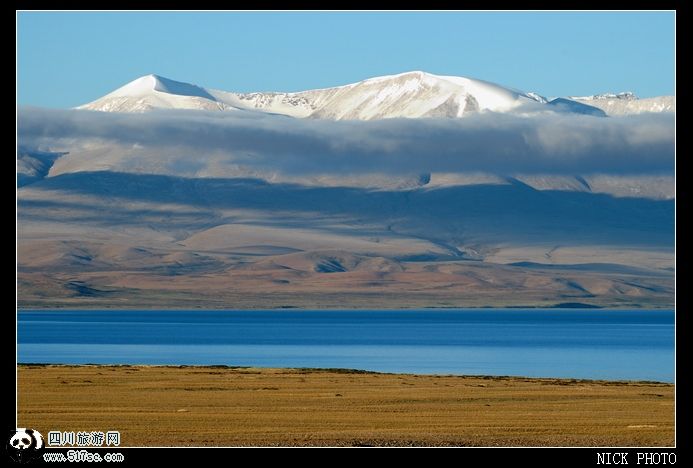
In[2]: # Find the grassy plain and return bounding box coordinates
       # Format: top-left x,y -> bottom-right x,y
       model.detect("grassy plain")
18,365 -> 674,447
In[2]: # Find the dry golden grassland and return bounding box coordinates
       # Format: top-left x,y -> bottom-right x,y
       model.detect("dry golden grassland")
18,365 -> 674,447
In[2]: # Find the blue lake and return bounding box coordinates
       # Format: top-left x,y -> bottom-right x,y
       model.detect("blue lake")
17,309 -> 674,382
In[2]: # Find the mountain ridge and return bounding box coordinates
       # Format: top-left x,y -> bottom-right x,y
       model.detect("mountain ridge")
81,71 -> 664,119
19,71 -> 675,308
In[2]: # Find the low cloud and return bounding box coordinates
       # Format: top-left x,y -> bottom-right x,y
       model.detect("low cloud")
18,106 -> 674,176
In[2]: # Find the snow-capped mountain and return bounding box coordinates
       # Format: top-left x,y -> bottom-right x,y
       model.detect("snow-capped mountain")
283,71 -> 540,119
78,74 -> 235,112
570,92 -> 675,115
79,71 -> 591,119
20,73 -> 675,309
573,92 -> 638,101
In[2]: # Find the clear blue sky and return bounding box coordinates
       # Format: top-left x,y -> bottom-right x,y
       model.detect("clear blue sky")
17,11 -> 675,108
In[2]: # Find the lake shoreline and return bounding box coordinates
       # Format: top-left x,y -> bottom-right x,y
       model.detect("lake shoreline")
18,364 -> 674,447
16,363 -> 672,384
17,303 -> 675,311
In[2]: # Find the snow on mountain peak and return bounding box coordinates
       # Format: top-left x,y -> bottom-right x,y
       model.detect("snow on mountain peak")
525,92 -> 548,104
77,72 -> 673,118
105,74 -> 217,100
105,74 -> 161,97
570,92 -> 674,115
294,70 -> 537,119
360,70 -> 431,84
80,70 -> 536,118
354,70 -> 531,111
78,74 -> 230,112
570,91 -> 638,101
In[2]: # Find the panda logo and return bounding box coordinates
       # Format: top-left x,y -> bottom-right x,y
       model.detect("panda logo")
7,428 -> 44,463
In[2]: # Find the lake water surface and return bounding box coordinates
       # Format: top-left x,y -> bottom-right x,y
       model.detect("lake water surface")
17,309 -> 674,382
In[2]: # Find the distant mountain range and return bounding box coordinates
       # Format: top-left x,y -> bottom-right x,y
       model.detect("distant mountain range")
17,71 -> 675,309
77,71 -> 673,118
570,93 -> 675,115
